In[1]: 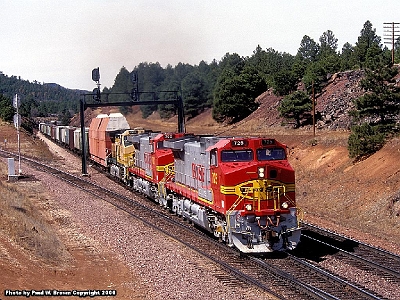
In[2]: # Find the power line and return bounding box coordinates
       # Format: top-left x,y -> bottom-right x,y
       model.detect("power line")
383,22 -> 400,64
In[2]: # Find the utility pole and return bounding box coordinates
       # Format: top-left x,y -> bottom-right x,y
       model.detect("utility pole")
312,81 -> 316,138
383,22 -> 400,64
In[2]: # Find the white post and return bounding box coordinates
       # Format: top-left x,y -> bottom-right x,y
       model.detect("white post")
13,94 -> 22,174
17,122 -> 21,174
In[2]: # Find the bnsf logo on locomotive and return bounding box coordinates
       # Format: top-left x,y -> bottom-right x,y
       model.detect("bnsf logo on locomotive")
192,163 -> 205,182
144,152 -> 152,169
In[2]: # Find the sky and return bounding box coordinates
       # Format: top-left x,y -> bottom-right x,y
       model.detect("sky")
1,0 -> 399,91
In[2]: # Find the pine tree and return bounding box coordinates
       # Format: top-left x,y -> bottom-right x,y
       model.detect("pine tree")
213,65 -> 266,124
0,94 -> 14,122
319,30 -> 338,58
354,64 -> 400,124
348,62 -> 400,160
353,20 -> 381,68
278,91 -> 312,128
348,123 -> 385,160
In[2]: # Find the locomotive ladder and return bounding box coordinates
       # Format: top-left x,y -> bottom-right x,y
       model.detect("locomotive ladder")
157,164 -> 175,199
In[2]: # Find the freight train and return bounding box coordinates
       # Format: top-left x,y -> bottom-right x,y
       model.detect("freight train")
39,113 -> 301,254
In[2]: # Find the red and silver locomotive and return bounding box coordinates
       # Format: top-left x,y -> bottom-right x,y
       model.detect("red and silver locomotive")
40,113 -> 301,254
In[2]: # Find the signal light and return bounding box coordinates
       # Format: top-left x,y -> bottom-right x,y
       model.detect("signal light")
93,87 -> 101,102
92,67 -> 100,82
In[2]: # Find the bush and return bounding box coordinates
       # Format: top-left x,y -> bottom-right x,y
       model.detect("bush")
348,123 -> 385,161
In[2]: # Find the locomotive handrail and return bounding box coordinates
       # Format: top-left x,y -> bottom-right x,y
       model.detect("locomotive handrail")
226,193 -> 246,233
280,191 -> 303,226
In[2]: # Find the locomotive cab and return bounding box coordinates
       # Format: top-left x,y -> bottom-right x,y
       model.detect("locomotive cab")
209,138 -> 301,253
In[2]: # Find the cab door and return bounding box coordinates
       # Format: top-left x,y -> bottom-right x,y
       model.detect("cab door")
210,148 -> 224,212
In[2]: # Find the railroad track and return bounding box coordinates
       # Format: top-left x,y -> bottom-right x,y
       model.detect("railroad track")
300,222 -> 400,281
0,148 -> 392,299
260,253 -> 383,300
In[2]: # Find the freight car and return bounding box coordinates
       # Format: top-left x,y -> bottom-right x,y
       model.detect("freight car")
88,113 -> 130,166
39,122 -> 89,155
39,114 -> 301,254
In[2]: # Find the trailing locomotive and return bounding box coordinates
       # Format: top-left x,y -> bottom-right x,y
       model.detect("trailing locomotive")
39,113 -> 301,254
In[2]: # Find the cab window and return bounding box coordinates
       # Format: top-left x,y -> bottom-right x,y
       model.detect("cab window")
123,136 -> 133,147
221,150 -> 253,162
157,141 -> 165,149
257,148 -> 286,161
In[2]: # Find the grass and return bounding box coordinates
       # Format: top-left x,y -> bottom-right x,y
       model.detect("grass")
0,168 -> 69,265
0,122 -> 56,161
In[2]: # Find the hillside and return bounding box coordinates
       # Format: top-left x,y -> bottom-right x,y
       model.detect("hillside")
0,72 -> 83,118
217,69 -> 365,134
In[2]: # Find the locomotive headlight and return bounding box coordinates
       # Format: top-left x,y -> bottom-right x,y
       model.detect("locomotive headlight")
281,202 -> 289,209
258,167 -> 265,178
245,204 -> 253,211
